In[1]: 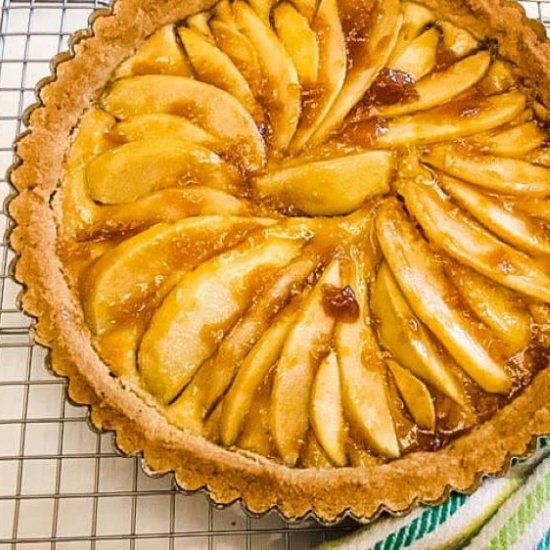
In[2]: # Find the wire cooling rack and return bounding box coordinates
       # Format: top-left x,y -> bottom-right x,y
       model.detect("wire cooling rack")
1,1 -> 550,548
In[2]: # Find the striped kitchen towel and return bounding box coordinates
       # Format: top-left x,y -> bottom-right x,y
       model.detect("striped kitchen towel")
319,439 -> 550,550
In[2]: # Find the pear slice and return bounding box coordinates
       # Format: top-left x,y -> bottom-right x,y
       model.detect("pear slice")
290,0 -> 318,21
115,24 -> 192,78
236,376 -> 273,457
220,305 -> 298,446
301,431 -> 334,468
336,250 -> 400,458
441,175 -> 550,256
389,1 -> 435,60
85,187 -> 247,239
470,121 -> 545,157
186,13 -> 215,41
446,262 -> 531,355
288,0 -> 346,153
387,360 -> 435,431
378,51 -> 491,117
209,19 -> 263,99
271,259 -> 340,466
254,150 -> 394,216
164,367 -> 207,434
424,144 -> 550,196
526,147 -> 550,168
403,181 -> 550,303
439,21 -> 478,59
203,402 -> 223,444
248,0 -> 274,21
197,250 -> 318,417
233,0 -> 300,153
96,324 -> 141,380
110,113 -> 219,149
310,351 -> 347,466
61,108 -> 115,238
273,3 -> 319,87
388,27 -> 439,80
371,262 -> 464,404
309,0 -> 403,145
514,195 -> 550,222
177,27 -> 262,121
102,75 -> 266,172
478,59 -> 515,94
350,92 -> 526,147
82,216 -> 268,335
86,138 -> 239,204
376,199 -> 512,394
167,243 -> 317,430
139,231 -> 307,404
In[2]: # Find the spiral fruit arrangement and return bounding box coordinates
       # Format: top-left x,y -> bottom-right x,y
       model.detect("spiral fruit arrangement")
58,0 -> 550,468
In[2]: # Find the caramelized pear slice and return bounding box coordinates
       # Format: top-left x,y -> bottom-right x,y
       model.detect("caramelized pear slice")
310,0 -> 402,144
403,181 -> 550,303
139,230 -> 307,404
289,0 -> 346,153
213,0 -> 239,27
310,351 -> 347,466
389,1 -> 435,59
301,431 -> 334,468
248,0 -> 274,21
209,20 -> 263,99
102,75 -> 266,172
424,144 -> 550,197
378,51 -> 491,117
186,13 -> 215,40
336,251 -> 400,458
478,59 -> 515,94
371,262 -> 464,404
441,175 -> 550,256
471,121 -> 545,157
164,359 -> 209,434
86,138 -> 238,204
254,150 -> 394,215
97,324 -> 141,380
83,216 -> 267,335
273,2 -> 319,86
271,259 -> 340,466
165,245 -> 316,432
110,114 -> 218,149
62,108 -> 115,238
376,199 -> 512,394
177,27 -> 261,120
446,262 -> 531,355
198,251 -> 318,418
236,376 -> 273,456
220,305 -> 298,446
233,0 -> 300,152
355,92 -> 526,147
514,195 -> 550,222
85,187 -> 246,239
439,21 -> 478,59
387,360 -> 435,431
389,27 -> 438,80
290,0 -> 318,21
115,24 -> 192,78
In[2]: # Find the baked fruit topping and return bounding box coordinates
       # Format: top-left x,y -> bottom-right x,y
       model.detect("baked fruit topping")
53,0 -> 550,470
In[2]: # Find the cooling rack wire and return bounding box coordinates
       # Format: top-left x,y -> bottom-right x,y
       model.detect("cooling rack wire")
0,1 -> 549,548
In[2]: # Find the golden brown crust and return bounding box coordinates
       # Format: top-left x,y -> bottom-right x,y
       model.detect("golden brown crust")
7,0 -> 550,523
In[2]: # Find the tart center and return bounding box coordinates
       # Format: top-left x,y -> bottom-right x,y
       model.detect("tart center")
57,0 -> 550,469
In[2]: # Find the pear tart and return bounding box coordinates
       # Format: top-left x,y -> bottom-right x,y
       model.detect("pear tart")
9,0 -> 550,521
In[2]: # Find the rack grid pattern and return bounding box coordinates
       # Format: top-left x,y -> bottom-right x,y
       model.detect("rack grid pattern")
1,1 -> 549,548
